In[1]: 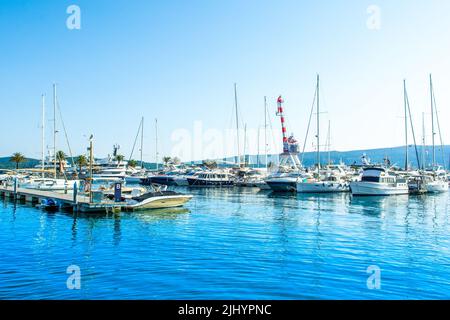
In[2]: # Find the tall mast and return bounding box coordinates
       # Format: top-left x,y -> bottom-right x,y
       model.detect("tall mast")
140,117 -> 144,168
53,83 -> 57,179
430,74 -> 436,168
41,94 -> 45,178
403,80 -> 409,171
234,83 -> 241,167
327,120 -> 331,166
264,96 -> 268,171
257,126 -> 260,168
89,135 -> 94,203
243,123 -> 247,166
316,74 -> 320,170
422,112 -> 426,170
155,118 -> 159,170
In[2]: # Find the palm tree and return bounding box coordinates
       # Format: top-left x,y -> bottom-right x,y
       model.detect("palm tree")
162,156 -> 172,166
56,150 -> 67,173
115,154 -> 125,165
10,152 -> 25,169
75,155 -> 88,172
128,159 -> 138,168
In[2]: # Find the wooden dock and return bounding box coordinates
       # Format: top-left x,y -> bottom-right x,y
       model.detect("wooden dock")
0,185 -> 127,213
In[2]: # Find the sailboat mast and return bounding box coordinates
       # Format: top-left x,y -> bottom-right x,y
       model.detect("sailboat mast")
404,80 -> 409,171
243,124 -> 247,167
257,126 -> 260,168
53,83 -> 57,179
264,96 -> 268,171
41,94 -> 45,178
140,117 -> 144,168
155,118 -> 159,171
234,83 -> 241,167
327,120 -> 331,166
422,112 -> 426,170
316,74 -> 320,170
430,74 -> 436,168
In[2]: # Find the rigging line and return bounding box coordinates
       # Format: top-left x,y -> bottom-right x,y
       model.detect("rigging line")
55,96 -> 78,179
405,90 -> 421,169
301,85 -> 318,164
128,119 -> 143,163
432,91 -> 446,170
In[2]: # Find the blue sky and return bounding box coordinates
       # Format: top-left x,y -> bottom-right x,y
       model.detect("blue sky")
1,0 -> 450,162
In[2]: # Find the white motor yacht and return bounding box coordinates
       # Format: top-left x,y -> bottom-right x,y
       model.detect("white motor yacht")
350,167 -> 408,196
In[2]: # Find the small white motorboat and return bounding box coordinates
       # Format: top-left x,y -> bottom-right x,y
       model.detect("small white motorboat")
125,185 -> 193,210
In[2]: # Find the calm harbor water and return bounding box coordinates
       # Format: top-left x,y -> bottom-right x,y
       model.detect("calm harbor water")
0,187 -> 449,300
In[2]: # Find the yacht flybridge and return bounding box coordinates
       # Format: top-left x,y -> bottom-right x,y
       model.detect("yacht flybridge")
350,167 -> 408,196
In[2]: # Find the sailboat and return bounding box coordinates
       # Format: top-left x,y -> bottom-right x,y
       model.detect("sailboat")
423,75 -> 448,193
296,75 -> 349,193
22,86 -> 79,191
125,117 -> 149,183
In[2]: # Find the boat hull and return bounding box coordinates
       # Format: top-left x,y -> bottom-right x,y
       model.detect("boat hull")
128,195 -> 193,210
350,182 -> 409,196
425,181 -> 449,193
297,182 -> 349,193
265,179 -> 297,192
187,178 -> 234,187
141,176 -> 178,186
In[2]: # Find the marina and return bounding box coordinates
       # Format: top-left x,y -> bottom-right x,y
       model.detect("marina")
2,0 -> 450,304
1,187 -> 449,299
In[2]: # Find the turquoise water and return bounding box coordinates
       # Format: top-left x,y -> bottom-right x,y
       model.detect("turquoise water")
0,188 -> 449,299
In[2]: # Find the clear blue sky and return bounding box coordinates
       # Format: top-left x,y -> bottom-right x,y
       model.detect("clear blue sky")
1,0 -> 450,162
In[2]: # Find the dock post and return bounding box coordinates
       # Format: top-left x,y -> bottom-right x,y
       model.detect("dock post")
73,181 -> 78,212
73,181 -> 78,204
13,178 -> 17,199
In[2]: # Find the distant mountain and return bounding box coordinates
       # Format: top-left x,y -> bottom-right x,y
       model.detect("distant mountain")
192,145 -> 450,169
1,145 -> 449,170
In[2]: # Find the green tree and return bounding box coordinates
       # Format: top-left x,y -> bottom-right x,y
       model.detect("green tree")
128,159 -> 138,168
115,154 -> 125,165
162,156 -> 172,166
75,155 -> 88,172
10,152 -> 25,169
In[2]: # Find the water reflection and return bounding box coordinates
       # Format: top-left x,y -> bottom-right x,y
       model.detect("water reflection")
134,208 -> 190,223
